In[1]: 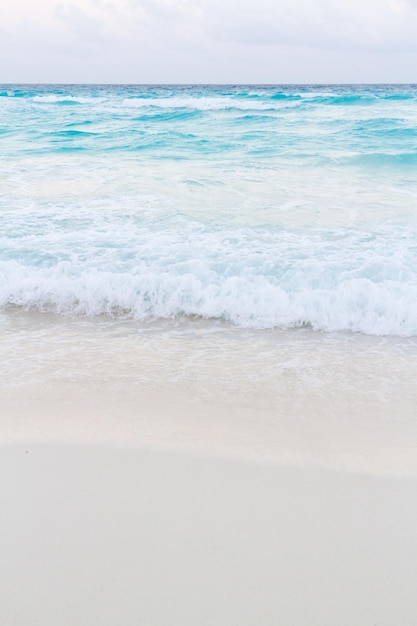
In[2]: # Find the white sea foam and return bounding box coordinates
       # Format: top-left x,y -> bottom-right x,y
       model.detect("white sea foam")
32,95 -> 101,104
121,96 -> 294,111
31,93 -> 275,112
2,276 -> 414,335
1,221 -> 416,335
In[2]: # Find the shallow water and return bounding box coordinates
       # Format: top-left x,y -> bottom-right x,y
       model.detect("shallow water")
2,309 -> 417,475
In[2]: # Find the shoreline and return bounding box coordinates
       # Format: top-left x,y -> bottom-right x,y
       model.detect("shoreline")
2,314 -> 417,623
2,310 -> 417,477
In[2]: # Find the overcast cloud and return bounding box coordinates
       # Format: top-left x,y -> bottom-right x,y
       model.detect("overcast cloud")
1,0 -> 416,83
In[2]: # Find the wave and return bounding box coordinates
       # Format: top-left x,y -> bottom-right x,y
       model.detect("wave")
345,152 -> 417,167
132,109 -> 203,122
121,96 -> 295,111
47,129 -> 98,138
124,93 -> 386,110
32,95 -> 100,105
2,226 -> 417,336
2,264 -> 416,336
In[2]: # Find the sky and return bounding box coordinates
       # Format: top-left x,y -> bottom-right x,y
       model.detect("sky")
1,0 -> 417,83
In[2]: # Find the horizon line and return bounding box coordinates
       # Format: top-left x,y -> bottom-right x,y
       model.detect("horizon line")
1,82 -> 417,87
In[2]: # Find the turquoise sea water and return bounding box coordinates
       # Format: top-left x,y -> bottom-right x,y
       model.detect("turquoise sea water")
1,84 -> 417,336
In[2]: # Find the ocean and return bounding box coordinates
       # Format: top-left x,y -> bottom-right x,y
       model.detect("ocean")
1,84 -> 417,471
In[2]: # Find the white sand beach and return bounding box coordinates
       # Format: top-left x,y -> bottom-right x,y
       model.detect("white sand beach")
2,444 -> 417,626
2,312 -> 417,625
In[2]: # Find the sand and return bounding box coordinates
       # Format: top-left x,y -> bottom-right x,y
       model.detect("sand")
2,443 -> 417,626
2,314 -> 417,624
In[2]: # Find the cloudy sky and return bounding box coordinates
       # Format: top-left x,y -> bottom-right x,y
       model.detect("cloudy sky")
1,0 -> 417,83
